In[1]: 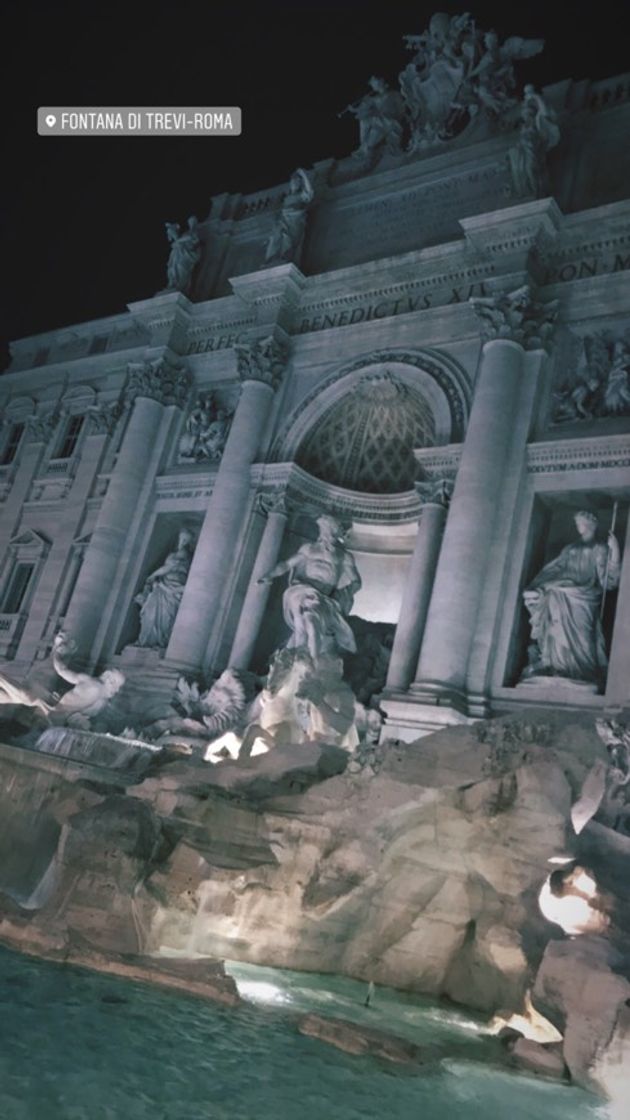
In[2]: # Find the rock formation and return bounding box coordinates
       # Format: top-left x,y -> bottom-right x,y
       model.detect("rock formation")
0,708 -> 628,1100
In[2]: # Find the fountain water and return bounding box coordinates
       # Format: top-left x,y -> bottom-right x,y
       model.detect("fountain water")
32,727 -> 162,773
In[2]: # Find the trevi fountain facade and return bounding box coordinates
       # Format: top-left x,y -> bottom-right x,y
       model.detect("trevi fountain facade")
0,12 -> 629,1115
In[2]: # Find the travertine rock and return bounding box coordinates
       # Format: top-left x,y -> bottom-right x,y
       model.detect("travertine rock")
532,936 -> 630,1096
297,1013 -> 425,1063
1,708 -> 628,1096
510,1037 -> 567,1080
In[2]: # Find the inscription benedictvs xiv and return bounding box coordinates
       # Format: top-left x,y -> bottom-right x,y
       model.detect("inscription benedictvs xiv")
297,283 -> 489,334
304,163 -> 512,271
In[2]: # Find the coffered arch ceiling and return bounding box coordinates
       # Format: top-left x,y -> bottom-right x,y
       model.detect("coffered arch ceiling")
274,348 -> 470,496
296,371 -> 435,494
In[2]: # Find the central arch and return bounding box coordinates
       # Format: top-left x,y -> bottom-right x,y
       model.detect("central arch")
272,348 -> 471,475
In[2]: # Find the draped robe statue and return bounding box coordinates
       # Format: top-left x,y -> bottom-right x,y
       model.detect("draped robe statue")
521,511 -> 621,689
134,530 -> 194,649
258,514 -> 361,662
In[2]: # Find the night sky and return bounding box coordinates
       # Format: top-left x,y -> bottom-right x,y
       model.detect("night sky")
3,0 -> 629,370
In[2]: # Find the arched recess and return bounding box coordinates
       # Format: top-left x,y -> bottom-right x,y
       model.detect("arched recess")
272,348 -> 471,472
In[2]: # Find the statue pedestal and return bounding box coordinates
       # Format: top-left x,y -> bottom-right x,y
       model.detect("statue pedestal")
118,646 -> 164,666
380,694 -> 477,742
515,675 -> 600,697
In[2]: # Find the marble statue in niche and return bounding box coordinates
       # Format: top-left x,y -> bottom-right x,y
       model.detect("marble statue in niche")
165,216 -> 201,296
264,168 -> 314,266
520,510 -> 621,691
552,333 -> 630,423
133,529 -> 195,650
341,77 -> 405,160
257,514 -> 362,661
178,392 -> 233,463
508,85 -> 560,197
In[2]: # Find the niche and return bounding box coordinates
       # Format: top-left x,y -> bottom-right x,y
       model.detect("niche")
503,494 -> 626,691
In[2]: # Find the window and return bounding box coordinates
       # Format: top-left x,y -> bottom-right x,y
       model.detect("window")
0,422 -> 25,465
54,414 -> 84,460
0,563 -> 34,613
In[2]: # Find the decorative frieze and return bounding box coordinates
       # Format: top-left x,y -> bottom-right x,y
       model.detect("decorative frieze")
526,434 -> 630,474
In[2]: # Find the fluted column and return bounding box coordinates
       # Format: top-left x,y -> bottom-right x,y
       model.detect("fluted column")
229,492 -> 289,670
414,287 -> 557,701
385,481 -> 451,691
63,358 -> 189,660
166,336 -> 287,671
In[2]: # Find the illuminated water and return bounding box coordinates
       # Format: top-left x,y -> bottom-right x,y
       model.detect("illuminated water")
0,946 -> 610,1120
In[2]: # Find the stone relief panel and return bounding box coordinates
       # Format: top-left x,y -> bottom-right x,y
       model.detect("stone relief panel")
552,330 -> 630,424
177,391 -> 234,465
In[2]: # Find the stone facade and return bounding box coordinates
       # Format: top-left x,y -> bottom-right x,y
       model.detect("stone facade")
1,52 -> 629,737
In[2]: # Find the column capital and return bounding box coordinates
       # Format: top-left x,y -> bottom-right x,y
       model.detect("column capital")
84,401 -> 122,436
414,478 -> 453,509
125,356 -> 191,407
469,284 -> 558,354
254,489 -> 293,518
235,335 -> 288,391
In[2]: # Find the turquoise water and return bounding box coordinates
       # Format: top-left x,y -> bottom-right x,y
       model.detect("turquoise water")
0,946 -> 610,1120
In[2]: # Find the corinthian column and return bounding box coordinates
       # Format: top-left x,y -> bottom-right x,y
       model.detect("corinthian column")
385,480 -> 451,692
63,357 -> 189,661
229,492 -> 289,670
166,336 -> 287,672
414,286 -> 557,703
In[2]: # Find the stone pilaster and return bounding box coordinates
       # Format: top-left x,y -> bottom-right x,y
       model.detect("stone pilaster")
414,287 -> 557,707
0,411 -> 58,553
15,409 -> 119,662
229,491 -> 290,670
385,481 -> 451,692
166,336 -> 287,671
63,357 -> 189,662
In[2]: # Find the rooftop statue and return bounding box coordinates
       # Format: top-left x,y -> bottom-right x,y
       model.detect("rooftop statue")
264,168 -> 314,266
165,215 -> 201,296
508,85 -> 560,197
399,12 -> 544,150
257,514 -> 362,661
340,76 -> 405,160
